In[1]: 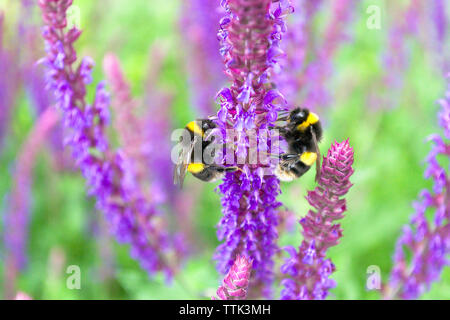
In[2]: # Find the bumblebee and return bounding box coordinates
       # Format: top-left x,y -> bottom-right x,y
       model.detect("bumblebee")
272,108 -> 323,182
173,119 -> 238,187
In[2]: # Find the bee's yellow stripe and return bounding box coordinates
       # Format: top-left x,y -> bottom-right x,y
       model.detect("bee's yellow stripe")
187,163 -> 205,174
307,112 -> 320,125
187,121 -> 204,137
300,152 -> 317,166
297,112 -> 320,132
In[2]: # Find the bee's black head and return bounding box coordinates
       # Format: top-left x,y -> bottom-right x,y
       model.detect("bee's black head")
289,108 -> 309,124
202,119 -> 217,131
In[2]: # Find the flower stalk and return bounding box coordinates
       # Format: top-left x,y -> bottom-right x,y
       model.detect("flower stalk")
3,107 -> 59,299
281,140 -> 355,300
38,0 -> 179,278
181,0 -> 225,116
213,255 -> 252,300
214,0 -> 293,298
385,75 -> 450,300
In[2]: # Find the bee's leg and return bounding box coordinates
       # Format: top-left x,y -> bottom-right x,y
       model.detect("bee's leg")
209,165 -> 239,173
280,153 -> 300,161
268,126 -> 289,135
260,151 -> 284,159
277,109 -> 291,116
281,153 -> 298,159
216,166 -> 250,179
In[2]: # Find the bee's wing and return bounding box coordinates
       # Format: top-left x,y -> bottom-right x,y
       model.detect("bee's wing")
173,162 -> 186,189
173,135 -> 199,188
279,155 -> 300,170
311,129 -> 321,182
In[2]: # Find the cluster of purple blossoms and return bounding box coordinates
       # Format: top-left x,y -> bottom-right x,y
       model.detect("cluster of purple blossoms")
386,76 -> 450,300
386,1 -> 423,70
214,0 -> 293,297
3,108 -> 59,299
301,0 -> 356,110
2,0 -> 68,299
182,0 -> 226,116
281,140 -> 355,300
214,255 -> 252,300
103,52 -> 188,258
143,48 -> 180,204
38,0 -> 181,278
373,0 -> 424,110
142,46 -> 200,251
1,0 -> 64,163
431,0 -> 448,72
0,14 -> 21,151
433,0 -> 447,51
26,59 -> 68,170
275,0 -> 323,104
103,53 -> 150,193
276,0 -> 356,111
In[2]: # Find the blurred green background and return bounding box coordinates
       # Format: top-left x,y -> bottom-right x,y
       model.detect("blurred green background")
0,0 -> 449,299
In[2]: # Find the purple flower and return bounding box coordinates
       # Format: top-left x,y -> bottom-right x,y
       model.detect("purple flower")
276,0 -> 355,110
0,15 -> 21,152
275,0 -> 323,103
143,48 -> 180,202
3,108 -> 59,299
371,0 -> 424,110
103,52 -> 188,258
386,75 -> 450,300
38,0 -> 181,279
280,140 -> 355,300
301,0 -> 356,110
214,0 -> 292,298
181,0 -> 226,116
24,62 -> 71,169
143,46 -> 198,254
433,0 -> 447,49
213,255 -> 252,300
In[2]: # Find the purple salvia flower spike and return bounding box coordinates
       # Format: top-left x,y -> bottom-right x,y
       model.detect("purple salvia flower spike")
276,0 -> 355,110
280,140 -> 355,300
0,13 -> 21,152
38,0 -> 180,279
214,0 -> 293,298
433,0 -> 447,50
370,0 -> 424,110
181,0 -> 226,116
432,0 -> 449,72
302,0 -> 356,110
385,75 -> 450,300
104,52 -> 189,260
213,255 -> 252,300
3,108 -> 59,299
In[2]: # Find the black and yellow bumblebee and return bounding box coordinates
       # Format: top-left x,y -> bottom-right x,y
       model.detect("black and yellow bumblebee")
271,107 -> 323,182
173,119 -> 238,187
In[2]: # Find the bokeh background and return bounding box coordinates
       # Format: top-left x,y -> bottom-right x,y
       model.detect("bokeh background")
0,0 -> 449,299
